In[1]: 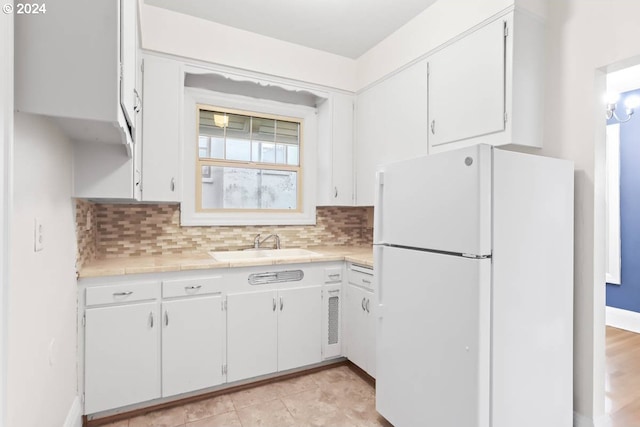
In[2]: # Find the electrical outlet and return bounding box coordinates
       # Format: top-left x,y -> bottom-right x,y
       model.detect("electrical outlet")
34,218 -> 44,252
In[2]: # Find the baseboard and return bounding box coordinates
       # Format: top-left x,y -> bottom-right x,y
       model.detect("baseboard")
574,411 -> 612,427
605,306 -> 640,333
63,396 -> 82,427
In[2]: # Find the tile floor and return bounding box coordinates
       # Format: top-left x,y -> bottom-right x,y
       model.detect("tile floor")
101,365 -> 392,427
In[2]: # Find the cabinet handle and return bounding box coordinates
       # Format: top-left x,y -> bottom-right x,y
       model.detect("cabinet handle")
362,279 -> 371,285
329,274 -> 340,280
334,186 -> 338,198
164,310 -> 169,326
273,297 -> 276,312
328,289 -> 340,294
280,296 -> 284,311
133,88 -> 141,113
149,312 -> 154,328
170,178 -> 175,192
365,299 -> 370,313
430,120 -> 436,134
361,297 -> 366,311
113,291 -> 133,297
185,285 -> 202,291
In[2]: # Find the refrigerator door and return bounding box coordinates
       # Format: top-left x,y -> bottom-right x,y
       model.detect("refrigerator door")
374,144 -> 491,256
375,245 -> 491,427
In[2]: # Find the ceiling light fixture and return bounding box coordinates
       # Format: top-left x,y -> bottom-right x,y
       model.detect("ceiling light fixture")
605,92 -> 640,123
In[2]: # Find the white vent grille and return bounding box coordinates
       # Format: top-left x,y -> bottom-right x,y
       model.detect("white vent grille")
328,296 -> 339,345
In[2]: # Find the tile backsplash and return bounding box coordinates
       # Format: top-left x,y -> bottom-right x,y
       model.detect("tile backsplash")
75,201 -> 373,267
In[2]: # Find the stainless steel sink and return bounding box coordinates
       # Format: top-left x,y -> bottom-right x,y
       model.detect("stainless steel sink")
209,248 -> 320,262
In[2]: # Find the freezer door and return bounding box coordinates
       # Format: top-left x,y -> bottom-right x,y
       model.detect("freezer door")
374,144 -> 491,256
375,245 -> 491,427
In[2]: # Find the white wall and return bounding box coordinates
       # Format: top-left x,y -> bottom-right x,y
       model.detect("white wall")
0,10 -> 13,427
517,2 -> 640,424
8,114 -> 78,427
139,3 -> 357,92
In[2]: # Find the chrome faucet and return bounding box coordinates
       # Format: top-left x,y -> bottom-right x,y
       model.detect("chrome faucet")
253,233 -> 281,249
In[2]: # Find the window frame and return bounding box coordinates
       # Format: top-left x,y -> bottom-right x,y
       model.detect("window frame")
195,104 -> 304,213
181,87 -> 318,227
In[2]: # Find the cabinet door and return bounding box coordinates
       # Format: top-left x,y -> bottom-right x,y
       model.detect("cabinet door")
162,295 -> 224,397
355,60 -> 429,205
227,290 -> 278,382
428,18 -> 505,149
332,93 -> 354,205
345,284 -> 369,371
85,302 -> 160,414
277,286 -> 322,371
141,56 -> 182,202
316,93 -> 354,206
120,0 -> 138,129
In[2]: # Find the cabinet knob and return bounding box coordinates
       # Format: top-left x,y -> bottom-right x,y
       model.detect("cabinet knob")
164,310 -> 169,327
273,297 -> 276,312
365,299 -> 370,313
149,312 -> 154,328
361,297 -> 366,311
170,178 -> 175,192
430,120 -> 436,135
280,296 -> 284,311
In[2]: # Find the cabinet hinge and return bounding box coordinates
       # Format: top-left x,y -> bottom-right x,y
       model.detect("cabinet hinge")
81,393 -> 85,404
504,112 -> 508,123
504,21 -> 508,37
141,59 -> 144,73
427,62 -> 430,77
119,62 -> 123,82
222,364 -> 227,375
82,314 -> 86,327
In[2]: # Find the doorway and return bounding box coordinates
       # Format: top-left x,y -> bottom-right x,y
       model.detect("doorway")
603,63 -> 640,424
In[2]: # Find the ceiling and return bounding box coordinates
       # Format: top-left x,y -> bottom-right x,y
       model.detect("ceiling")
144,0 -> 438,59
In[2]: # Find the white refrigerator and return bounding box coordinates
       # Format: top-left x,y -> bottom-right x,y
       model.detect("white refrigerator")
374,144 -> 573,427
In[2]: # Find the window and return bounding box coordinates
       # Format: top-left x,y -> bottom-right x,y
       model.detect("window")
196,106 -> 303,212
181,87 -> 318,226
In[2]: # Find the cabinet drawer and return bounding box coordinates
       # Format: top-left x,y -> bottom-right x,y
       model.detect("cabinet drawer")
162,277 -> 223,298
347,266 -> 374,291
86,282 -> 159,307
324,267 -> 343,283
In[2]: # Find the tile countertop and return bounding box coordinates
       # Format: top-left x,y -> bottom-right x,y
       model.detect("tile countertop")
78,246 -> 374,278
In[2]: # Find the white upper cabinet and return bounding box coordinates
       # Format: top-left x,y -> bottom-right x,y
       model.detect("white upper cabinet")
428,10 -> 545,153
317,92 -> 355,206
355,60 -> 429,206
428,19 -> 505,148
15,0 -> 139,151
141,55 -> 183,202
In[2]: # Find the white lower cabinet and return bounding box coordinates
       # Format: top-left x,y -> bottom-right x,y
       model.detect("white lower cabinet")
346,283 -> 376,378
227,286 -> 322,382
84,301 -> 161,414
226,290 -> 278,382
81,264 -> 344,414
161,295 -> 225,397
278,287 -> 322,371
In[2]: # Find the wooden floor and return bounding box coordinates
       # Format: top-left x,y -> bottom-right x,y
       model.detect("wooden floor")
606,326 -> 640,426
